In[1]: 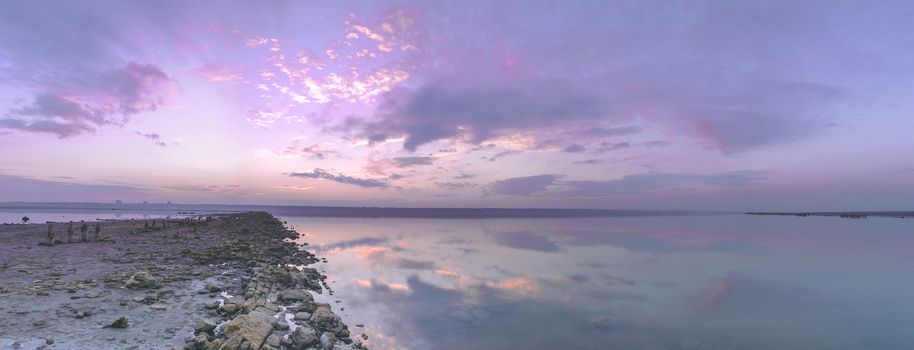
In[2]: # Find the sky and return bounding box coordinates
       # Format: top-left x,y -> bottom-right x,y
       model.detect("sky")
1,0 -> 913,210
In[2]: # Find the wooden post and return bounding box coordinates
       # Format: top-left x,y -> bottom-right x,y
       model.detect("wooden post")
80,223 -> 88,243
47,223 -> 54,246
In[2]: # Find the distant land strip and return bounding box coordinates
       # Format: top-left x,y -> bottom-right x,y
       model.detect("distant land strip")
0,202 -> 720,219
747,211 -> 914,219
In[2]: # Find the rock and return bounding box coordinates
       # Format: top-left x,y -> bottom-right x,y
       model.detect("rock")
264,333 -> 283,349
271,318 -> 289,331
293,312 -> 311,321
184,334 -> 210,350
202,301 -> 221,310
278,289 -> 312,303
222,313 -> 272,349
205,283 -> 221,293
288,325 -> 319,348
221,296 -> 245,314
310,306 -> 344,333
33,319 -> 47,327
217,335 -> 244,350
194,318 -> 218,334
150,304 -> 168,311
104,316 -> 129,329
124,271 -> 161,289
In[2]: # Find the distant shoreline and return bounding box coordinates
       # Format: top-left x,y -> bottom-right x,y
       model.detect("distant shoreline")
747,211 -> 914,219
0,201 -> 722,219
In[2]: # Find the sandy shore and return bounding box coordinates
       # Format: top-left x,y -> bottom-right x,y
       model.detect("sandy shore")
0,212 -> 366,350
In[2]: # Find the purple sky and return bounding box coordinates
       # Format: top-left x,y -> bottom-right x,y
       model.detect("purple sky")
1,1 -> 913,210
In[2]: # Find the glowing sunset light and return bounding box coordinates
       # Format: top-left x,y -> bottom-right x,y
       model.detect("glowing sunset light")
1,1 -> 912,211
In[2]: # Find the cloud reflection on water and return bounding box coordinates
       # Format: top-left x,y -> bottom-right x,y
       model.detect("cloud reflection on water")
284,215 -> 914,350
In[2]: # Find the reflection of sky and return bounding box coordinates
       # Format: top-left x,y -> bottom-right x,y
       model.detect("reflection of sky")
284,215 -> 914,350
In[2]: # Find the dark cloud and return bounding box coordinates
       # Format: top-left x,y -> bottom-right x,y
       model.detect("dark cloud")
395,258 -> 437,270
579,125 -> 642,138
596,142 -> 630,153
491,230 -> 559,252
435,182 -> 475,191
289,169 -> 387,188
351,79 -> 613,151
1,62 -> 170,138
283,144 -> 341,160
486,150 -> 522,162
489,171 -> 766,197
557,171 -> 768,197
644,140 -> 671,148
573,159 -> 606,165
563,144 -> 586,153
453,172 -> 476,180
342,1 -> 872,154
488,174 -> 558,196
393,156 -> 435,167
136,131 -> 167,147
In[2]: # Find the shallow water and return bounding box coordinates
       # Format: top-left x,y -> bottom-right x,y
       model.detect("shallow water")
3,210 -> 913,349
0,210 -> 192,224
281,214 -> 914,350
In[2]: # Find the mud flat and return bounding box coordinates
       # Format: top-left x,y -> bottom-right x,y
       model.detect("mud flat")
0,212 -> 366,350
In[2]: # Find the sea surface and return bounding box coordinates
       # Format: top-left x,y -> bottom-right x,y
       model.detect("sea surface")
3,207 -> 914,349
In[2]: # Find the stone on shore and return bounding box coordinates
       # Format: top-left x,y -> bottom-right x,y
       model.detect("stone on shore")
104,316 -> 129,329
124,270 -> 161,289
194,318 -> 218,334
222,312 -> 273,349
278,289 -> 312,303
288,324 -> 319,348
310,306 -> 345,334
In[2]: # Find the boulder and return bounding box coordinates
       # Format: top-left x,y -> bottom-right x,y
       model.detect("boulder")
194,318 -> 218,334
184,334 -> 210,350
271,318 -> 289,331
103,316 -> 129,329
205,283 -> 222,293
278,289 -> 312,303
288,325 -> 319,348
222,313 -> 272,349
221,296 -> 245,314
310,306 -> 344,333
124,271 -> 161,289
264,333 -> 283,349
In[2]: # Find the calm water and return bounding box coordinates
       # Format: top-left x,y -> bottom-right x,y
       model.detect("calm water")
282,214 -> 914,350
3,210 -> 913,349
0,210 -> 192,224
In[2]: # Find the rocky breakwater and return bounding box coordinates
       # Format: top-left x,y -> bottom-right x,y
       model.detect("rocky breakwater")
181,212 -> 366,350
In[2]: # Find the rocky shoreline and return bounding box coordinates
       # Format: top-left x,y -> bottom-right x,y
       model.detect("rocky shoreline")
0,212 -> 366,350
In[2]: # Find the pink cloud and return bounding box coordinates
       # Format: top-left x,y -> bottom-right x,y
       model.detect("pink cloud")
1,62 -> 172,138
194,63 -> 245,83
